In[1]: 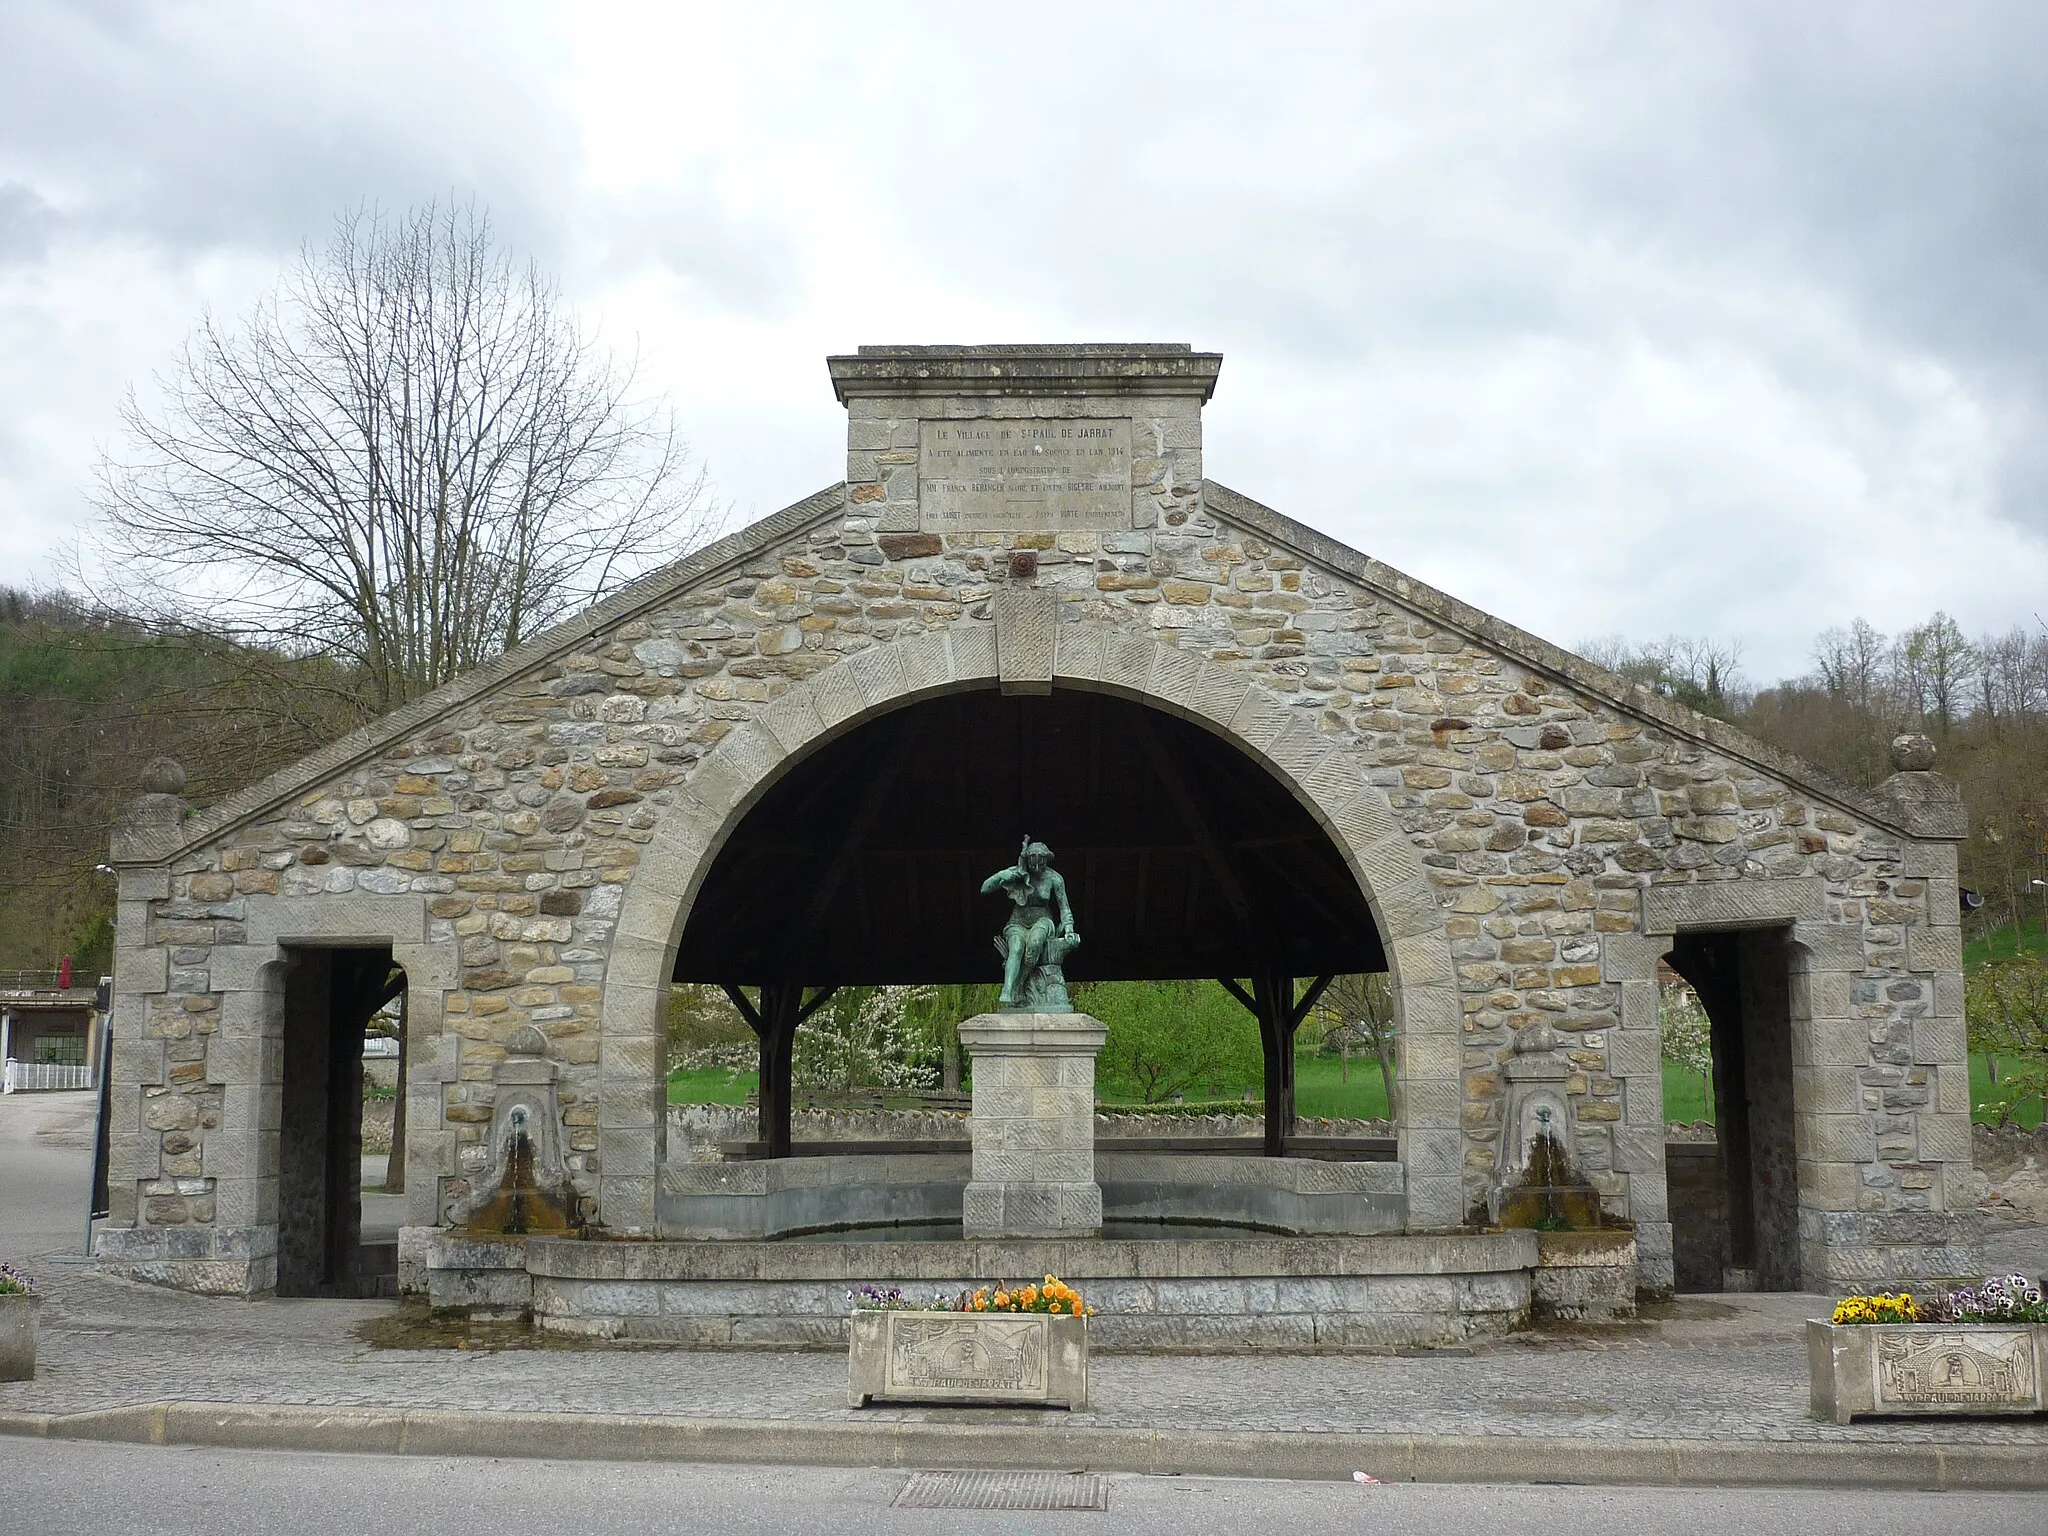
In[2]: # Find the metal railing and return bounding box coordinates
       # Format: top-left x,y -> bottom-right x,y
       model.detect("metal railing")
2,1060 -> 95,1092
0,970 -> 71,992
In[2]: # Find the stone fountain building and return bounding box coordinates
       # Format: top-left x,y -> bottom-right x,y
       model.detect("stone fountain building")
98,345 -> 1976,1327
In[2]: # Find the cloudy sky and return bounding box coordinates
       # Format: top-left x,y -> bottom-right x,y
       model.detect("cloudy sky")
3,1 -> 2044,681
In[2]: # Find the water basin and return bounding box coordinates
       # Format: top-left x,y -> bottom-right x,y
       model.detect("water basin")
765,1218 -> 1282,1243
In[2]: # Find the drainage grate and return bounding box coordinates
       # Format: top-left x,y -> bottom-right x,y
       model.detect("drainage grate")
894,1470 -> 1108,1511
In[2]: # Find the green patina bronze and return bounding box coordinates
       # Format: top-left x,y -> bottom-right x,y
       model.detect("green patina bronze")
981,838 -> 1080,1011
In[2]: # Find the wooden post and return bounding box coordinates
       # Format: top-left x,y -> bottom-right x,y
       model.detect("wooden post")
723,982 -> 837,1159
1222,972 -> 1335,1157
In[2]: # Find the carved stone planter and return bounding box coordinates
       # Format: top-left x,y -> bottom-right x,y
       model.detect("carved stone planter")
849,1309 -> 1087,1408
1807,1320 -> 2048,1423
0,1292 -> 40,1382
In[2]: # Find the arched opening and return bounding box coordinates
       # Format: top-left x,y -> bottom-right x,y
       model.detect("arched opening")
276,945 -> 406,1297
672,686 -> 1388,1156
1663,928 -> 1800,1292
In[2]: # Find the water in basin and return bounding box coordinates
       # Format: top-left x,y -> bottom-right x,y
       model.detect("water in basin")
765,1218 -> 1281,1243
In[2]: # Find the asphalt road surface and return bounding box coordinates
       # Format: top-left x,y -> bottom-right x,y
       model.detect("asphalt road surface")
6,1441 -> 2045,1536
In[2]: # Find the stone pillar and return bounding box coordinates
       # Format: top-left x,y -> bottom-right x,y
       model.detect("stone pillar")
959,1011 -> 1105,1238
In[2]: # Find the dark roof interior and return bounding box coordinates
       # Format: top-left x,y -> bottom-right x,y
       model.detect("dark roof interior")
672,686 -> 1386,988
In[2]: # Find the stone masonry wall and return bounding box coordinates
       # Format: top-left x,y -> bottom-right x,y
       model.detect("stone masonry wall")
106,465 -> 1967,1264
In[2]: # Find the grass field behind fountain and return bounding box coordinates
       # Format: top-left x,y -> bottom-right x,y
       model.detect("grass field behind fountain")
665,1054 -> 2042,1127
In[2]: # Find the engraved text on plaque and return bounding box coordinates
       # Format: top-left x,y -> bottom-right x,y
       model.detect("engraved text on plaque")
920,419 -> 1132,531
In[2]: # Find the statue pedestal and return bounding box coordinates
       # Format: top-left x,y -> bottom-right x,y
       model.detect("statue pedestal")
959,1011 -> 1105,1239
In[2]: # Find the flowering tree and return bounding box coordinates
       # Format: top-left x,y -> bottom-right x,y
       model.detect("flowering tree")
1967,953 -> 2048,1126
1658,977 -> 1714,1119
793,986 -> 942,1095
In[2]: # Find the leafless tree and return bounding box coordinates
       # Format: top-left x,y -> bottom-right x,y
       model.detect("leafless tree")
1893,613 -> 1980,738
1574,633 -> 1748,717
90,199 -> 718,717
1814,619 -> 1892,718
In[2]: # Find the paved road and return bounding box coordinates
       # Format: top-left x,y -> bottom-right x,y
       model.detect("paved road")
0,1090 -> 96,1265
7,1440 -> 2046,1536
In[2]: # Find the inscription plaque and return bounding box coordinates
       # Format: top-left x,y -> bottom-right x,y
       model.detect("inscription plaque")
920,418 -> 1131,531
849,1308 -> 1089,1408
884,1313 -> 1047,1396
1875,1329 -> 2037,1407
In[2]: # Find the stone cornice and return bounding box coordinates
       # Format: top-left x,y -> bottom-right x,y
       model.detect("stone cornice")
827,344 -> 1222,402
1201,480 -> 1950,843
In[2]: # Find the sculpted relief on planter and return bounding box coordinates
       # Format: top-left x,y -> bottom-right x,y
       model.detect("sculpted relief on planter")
886,1313 -> 1047,1396
1876,1329 -> 2037,1408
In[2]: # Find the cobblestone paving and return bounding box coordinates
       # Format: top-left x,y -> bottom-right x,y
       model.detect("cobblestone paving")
6,1257 -> 2048,1447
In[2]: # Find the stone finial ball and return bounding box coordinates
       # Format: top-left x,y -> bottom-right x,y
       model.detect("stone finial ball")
140,756 -> 187,795
1889,734 -> 1937,773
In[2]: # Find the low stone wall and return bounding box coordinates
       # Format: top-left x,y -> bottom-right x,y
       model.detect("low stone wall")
656,1150 -> 1408,1240
1097,1152 -> 1404,1234
1668,1141 -> 1729,1292
517,1230 -> 1537,1352
1975,1122 -> 2048,1222
664,1103 -> 1396,1160
361,1099 -> 395,1156
661,1153 -> 969,1240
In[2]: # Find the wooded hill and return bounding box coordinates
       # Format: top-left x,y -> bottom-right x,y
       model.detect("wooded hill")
0,588 -> 363,973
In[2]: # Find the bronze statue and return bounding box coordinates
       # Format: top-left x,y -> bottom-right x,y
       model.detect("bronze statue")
981,838 -> 1079,1011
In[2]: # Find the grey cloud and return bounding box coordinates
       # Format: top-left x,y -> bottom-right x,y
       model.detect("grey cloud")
598,193 -> 804,320
0,181 -> 55,265
0,1 -> 580,265
3,0 -> 2045,681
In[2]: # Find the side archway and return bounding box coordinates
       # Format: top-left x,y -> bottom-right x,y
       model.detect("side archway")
595,617 -> 1464,1231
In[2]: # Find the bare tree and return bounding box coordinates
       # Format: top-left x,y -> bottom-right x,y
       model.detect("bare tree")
1894,612 -> 1979,739
1814,618 -> 1891,716
1574,633 -> 1748,719
91,199 -> 717,716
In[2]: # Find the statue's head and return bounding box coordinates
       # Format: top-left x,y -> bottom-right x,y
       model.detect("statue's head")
1021,840 -> 1053,872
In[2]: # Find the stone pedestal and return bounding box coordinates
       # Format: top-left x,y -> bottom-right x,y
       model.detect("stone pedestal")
959,1011 -> 1105,1238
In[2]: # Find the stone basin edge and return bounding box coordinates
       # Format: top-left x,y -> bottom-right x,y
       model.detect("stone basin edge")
521,1230 -> 1539,1283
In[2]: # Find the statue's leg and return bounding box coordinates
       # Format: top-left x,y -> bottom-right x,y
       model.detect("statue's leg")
1000,931 -> 1025,1006
1015,920 -> 1055,1006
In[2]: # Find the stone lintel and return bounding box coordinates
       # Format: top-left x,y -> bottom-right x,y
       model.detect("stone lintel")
1642,876 -> 1825,936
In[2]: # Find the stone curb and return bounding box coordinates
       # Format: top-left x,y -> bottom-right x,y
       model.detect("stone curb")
2,1403 -> 2042,1490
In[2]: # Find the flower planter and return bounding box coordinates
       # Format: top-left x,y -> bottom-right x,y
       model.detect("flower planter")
849,1309 -> 1087,1408
0,1292 -> 40,1382
1807,1320 -> 2048,1424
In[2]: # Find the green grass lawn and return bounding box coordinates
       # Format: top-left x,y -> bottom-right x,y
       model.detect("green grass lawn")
669,1053 -> 2042,1128
667,1065 -> 755,1105
1965,914 -> 2048,969
1294,1054 -> 1392,1119
1971,1052 -> 2045,1129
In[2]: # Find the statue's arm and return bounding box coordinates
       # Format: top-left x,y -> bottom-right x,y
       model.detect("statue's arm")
980,866 -> 1021,896
1051,870 -> 1076,935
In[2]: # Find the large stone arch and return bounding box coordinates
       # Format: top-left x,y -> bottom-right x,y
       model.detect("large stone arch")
595,613 -> 1464,1232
